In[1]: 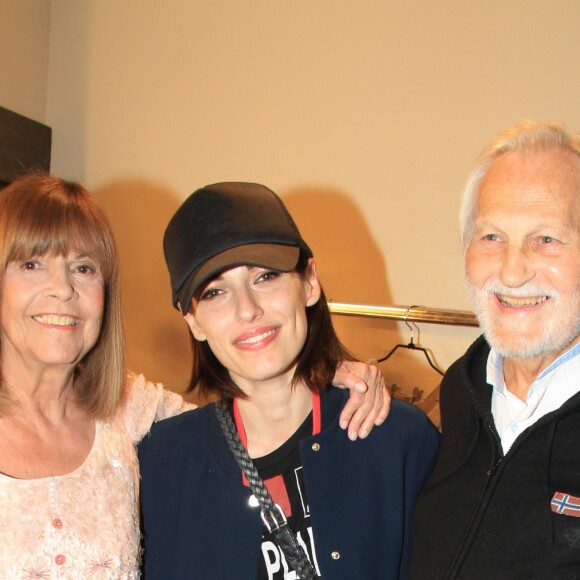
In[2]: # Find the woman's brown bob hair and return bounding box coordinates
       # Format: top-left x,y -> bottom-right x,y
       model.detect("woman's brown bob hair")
0,174 -> 125,418
187,252 -> 353,400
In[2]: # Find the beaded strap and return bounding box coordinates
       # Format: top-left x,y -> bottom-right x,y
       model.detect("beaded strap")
215,400 -> 320,579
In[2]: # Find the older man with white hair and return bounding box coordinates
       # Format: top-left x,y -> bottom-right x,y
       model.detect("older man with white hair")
410,120 -> 580,579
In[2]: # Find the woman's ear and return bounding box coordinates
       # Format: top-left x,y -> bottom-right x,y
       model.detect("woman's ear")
183,311 -> 207,342
304,258 -> 322,307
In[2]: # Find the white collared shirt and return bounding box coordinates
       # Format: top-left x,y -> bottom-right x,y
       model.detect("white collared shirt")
488,341 -> 580,454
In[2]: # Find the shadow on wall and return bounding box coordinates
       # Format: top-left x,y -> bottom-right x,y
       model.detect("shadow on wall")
282,187 -> 390,305
95,180 -> 199,403
283,186 -> 443,428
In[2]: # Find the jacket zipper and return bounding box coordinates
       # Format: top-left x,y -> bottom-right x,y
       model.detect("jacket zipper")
445,414 -> 504,578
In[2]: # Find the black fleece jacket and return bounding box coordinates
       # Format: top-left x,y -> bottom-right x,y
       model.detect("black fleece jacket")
409,335 -> 580,580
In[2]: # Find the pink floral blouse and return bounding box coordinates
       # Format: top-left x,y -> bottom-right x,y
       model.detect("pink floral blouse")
0,375 -> 194,578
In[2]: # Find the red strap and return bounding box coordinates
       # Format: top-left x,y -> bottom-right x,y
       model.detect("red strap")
311,390 -> 321,435
233,390 -> 321,487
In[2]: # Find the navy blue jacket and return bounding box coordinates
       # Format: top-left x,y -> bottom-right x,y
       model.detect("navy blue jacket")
139,387 -> 438,579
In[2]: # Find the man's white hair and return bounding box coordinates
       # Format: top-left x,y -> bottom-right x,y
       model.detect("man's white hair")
459,120 -> 580,252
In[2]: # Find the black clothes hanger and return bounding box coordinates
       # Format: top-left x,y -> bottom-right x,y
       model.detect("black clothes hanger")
377,317 -> 444,376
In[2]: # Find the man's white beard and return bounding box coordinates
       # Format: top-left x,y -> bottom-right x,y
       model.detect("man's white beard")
466,277 -> 580,360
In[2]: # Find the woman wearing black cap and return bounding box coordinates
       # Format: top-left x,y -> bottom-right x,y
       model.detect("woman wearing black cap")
139,182 -> 439,579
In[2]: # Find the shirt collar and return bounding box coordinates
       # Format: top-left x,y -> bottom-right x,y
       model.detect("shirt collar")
487,340 -> 580,397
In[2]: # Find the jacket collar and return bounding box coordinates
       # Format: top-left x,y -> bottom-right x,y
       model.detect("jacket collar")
208,386 -> 346,481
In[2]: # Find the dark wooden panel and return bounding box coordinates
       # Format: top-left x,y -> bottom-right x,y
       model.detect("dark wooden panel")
0,106 -> 52,183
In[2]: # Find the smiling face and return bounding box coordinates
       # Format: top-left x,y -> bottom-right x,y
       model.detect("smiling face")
0,252 -> 105,378
184,262 -> 321,394
466,146 -> 580,364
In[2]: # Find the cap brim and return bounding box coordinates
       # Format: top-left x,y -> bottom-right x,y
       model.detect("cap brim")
176,243 -> 300,312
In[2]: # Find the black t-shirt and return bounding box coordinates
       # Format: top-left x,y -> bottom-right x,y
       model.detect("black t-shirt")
253,412 -> 319,579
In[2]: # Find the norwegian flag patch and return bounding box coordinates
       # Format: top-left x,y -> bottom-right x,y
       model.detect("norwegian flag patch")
551,492 -> 580,517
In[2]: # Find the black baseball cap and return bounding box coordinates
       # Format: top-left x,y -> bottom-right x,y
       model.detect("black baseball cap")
163,182 -> 313,312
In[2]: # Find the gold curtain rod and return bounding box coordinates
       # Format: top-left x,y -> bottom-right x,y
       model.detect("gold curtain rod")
328,302 -> 479,327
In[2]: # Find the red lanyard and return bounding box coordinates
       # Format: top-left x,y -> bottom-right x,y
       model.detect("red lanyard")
232,390 -> 321,486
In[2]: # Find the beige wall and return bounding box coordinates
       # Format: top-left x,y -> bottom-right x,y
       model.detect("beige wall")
5,2 -> 580,420
0,0 -> 50,122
